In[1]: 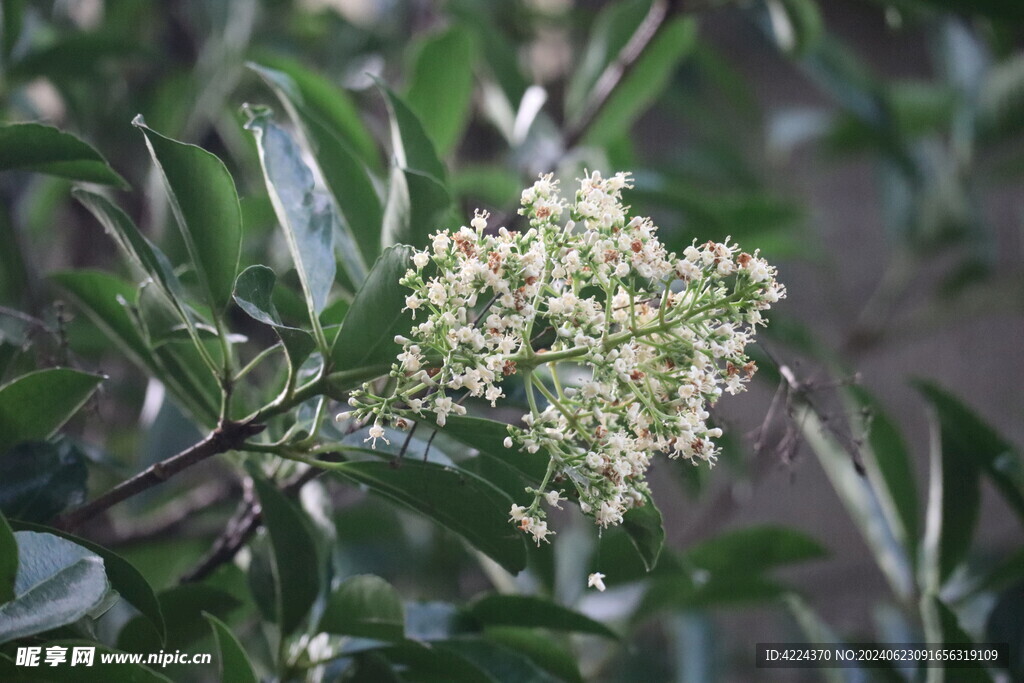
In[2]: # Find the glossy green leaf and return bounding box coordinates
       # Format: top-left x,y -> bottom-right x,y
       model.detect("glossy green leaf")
0,123 -> 127,187
205,613 -> 257,683
233,265 -> 316,370
0,368 -> 105,453
682,525 -> 827,575
134,116 -> 242,314
330,459 -> 527,573
319,574 -> 405,641
621,494 -> 664,572
50,270 -> 154,370
405,25 -> 475,154
580,17 -> 697,147
381,166 -> 453,250
0,531 -> 110,644
0,642 -> 172,682
331,245 -> 413,373
249,55 -> 380,170
376,79 -> 447,182
0,512 -> 15,604
468,595 -> 617,639
251,475 -> 320,635
11,520 -> 164,641
245,110 -> 340,319
250,62 -> 383,268
0,441 -> 87,523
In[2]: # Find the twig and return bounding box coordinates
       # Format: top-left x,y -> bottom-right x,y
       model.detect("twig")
53,420 -> 266,531
563,0 -> 682,149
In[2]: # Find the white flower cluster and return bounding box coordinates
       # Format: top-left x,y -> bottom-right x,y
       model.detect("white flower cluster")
346,171 -> 784,548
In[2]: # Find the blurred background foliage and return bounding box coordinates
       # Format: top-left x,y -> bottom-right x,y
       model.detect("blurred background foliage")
0,0 -> 1022,681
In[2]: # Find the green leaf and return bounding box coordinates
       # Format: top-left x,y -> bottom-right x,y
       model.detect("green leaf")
915,381 -> 1024,525
233,265 -> 316,371
133,116 -> 242,314
249,55 -> 381,171
319,574 -> 405,641
439,415 -> 549,484
381,166 -> 453,250
72,189 -> 184,303
764,0 -> 823,57
0,512 -> 15,604
639,572 -> 785,616
0,368 -> 105,453
245,109 -> 341,321
848,387 -> 919,562
204,613 -> 258,683
376,79 -> 447,182
0,441 -> 87,523
11,520 -> 164,642
580,16 -> 697,147
467,595 -> 617,639
50,270 -> 154,371
331,245 -> 413,373
0,123 -> 127,187
483,627 -> 584,683
330,460 -> 527,573
0,641 -> 172,682
798,406 -> 914,601
118,584 -> 240,652
621,494 -> 664,572
375,640 -> 492,682
405,25 -> 475,155
682,525 -> 827,575
0,531 -> 110,644
251,475 -> 320,635
250,62 -> 383,268
434,637 -> 562,683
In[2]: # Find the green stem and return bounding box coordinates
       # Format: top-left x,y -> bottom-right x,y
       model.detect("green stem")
234,343 -> 283,382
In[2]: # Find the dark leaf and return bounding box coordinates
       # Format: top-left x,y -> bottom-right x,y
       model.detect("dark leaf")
204,613 -> 258,683
381,166 -> 453,251
0,369 -> 104,453
0,512 -> 15,604
0,441 -> 87,524
318,574 -> 405,641
621,494 -> 664,572
376,79 -> 447,182
468,595 -> 617,639
0,123 -> 127,187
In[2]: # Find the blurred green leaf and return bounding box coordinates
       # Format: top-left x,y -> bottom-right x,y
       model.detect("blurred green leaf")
799,407 -> 914,601
330,459 -> 527,573
922,598 -> 992,682
0,642 -> 172,682
405,25 -> 476,155
134,116 -> 242,315
977,54 -> 1024,143
249,62 -> 382,269
916,381 -> 1023,586
450,165 -> 522,207
0,531 -> 110,644
331,245 -> 413,375
0,441 -> 86,523
848,387 -> 919,562
375,640 -> 492,682
251,475 -> 320,635
914,0 -> 1024,23
581,17 -> 697,147
483,627 -> 584,683
435,638 -> 562,683
764,0 -> 823,57
204,613 -> 258,683
319,574 -> 405,641
7,33 -> 140,84
0,512 -> 15,604
0,123 -> 128,188
0,368 -> 104,453
639,572 -> 784,616
245,110 -> 341,320
11,520 -> 165,642
621,494 -> 664,572
683,525 -> 827,575
118,584 -> 240,652
467,595 -> 618,639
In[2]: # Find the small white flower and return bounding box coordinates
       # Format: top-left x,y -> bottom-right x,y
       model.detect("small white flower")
364,423 -> 390,448
503,436 -> 514,449
544,490 -> 565,509
413,250 -> 430,269
588,572 -> 606,592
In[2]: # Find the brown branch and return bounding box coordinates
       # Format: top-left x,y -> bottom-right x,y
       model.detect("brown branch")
53,420 -> 266,532
563,0 -> 683,150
